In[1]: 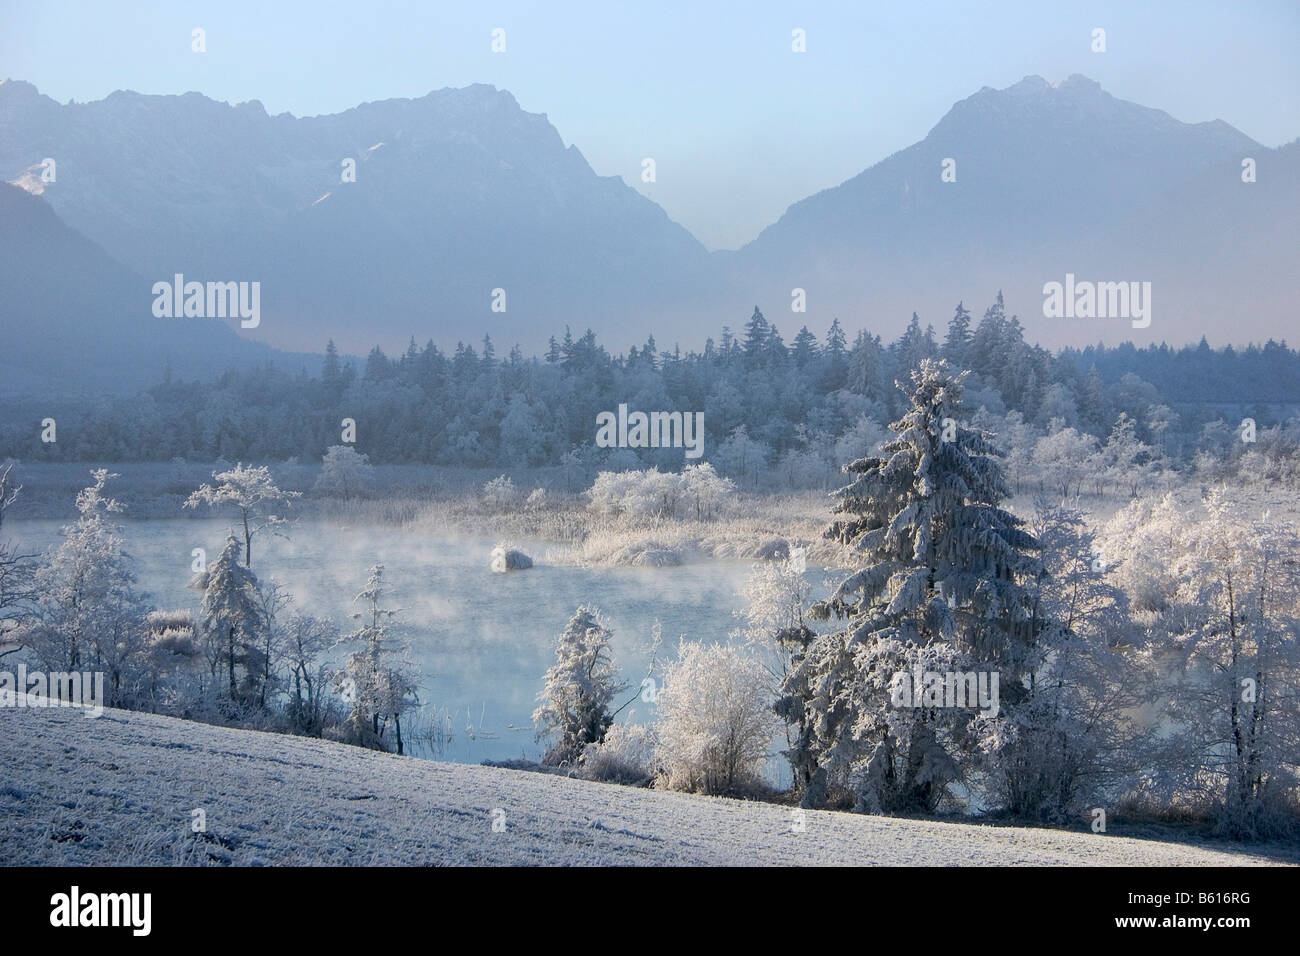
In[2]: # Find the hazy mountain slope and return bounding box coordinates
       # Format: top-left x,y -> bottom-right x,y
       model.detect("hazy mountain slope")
722,75 -> 1293,349
3,75 -> 1293,359
0,182 -> 310,396
0,79 -> 711,356
3,706 -> 1294,866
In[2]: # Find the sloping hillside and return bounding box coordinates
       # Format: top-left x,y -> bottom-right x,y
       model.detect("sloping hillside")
0,706 -> 1293,866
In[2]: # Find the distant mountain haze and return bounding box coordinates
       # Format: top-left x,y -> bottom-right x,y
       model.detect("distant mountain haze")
0,180 -> 313,397
0,78 -> 713,359
2,74 -> 1294,377
723,76 -> 1293,350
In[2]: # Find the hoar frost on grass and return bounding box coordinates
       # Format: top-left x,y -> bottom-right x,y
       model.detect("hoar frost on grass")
2,706 -> 1295,866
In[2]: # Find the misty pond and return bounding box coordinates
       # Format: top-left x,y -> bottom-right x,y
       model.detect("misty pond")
9,518 -> 830,778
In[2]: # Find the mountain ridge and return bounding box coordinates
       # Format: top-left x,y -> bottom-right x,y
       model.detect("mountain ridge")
2,74 -> 1294,362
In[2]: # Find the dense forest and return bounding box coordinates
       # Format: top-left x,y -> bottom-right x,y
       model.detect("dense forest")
4,294 -> 1298,471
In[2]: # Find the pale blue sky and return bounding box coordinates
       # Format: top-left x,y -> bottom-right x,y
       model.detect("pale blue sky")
3,0 -> 1297,249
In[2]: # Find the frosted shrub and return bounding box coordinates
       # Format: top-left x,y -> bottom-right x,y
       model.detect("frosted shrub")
681,462 -> 735,519
587,465 -> 734,520
481,475 -> 521,509
579,721 -> 658,784
313,445 -> 374,499
588,469 -> 657,518
655,641 -> 776,795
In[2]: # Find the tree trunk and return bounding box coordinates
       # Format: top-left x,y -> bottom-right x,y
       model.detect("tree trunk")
228,624 -> 237,699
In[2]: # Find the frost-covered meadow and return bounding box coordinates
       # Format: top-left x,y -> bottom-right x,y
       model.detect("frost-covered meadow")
4,705 -> 1294,866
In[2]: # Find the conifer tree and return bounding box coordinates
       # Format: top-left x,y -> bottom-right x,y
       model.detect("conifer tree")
786,359 -> 1044,812
943,301 -> 973,367
337,564 -> 420,753
533,606 -> 626,766
200,534 -> 266,703
743,306 -> 771,365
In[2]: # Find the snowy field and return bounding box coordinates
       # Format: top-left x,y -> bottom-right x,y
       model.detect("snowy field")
2,706 -> 1294,867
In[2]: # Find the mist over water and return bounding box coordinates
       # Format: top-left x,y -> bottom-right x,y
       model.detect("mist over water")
9,518 -> 829,774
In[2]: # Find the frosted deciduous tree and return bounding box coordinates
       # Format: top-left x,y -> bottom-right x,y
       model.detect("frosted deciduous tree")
0,464 -> 33,657
185,463 -> 300,567
981,409 -> 1038,497
26,470 -> 147,705
980,504 -> 1145,821
655,640 -> 776,795
283,611 -> 338,735
713,425 -> 771,491
1031,425 -> 1100,501
1101,413 -> 1156,499
682,462 -> 735,520
314,445 -> 375,499
786,359 -> 1045,813
833,415 -> 890,470
533,606 -> 627,766
737,554 -> 817,791
1159,493 -> 1300,837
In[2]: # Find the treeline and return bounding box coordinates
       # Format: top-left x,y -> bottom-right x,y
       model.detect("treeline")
3,293 -> 1298,467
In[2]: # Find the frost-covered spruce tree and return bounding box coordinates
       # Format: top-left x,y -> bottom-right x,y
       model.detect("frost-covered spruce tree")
199,534 -> 267,705
787,359 -> 1043,812
337,564 -> 420,754
533,606 -> 627,767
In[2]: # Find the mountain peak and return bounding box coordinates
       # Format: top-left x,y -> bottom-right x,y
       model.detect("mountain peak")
1057,73 -> 1102,93
1010,74 -> 1051,91
0,78 -> 47,104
